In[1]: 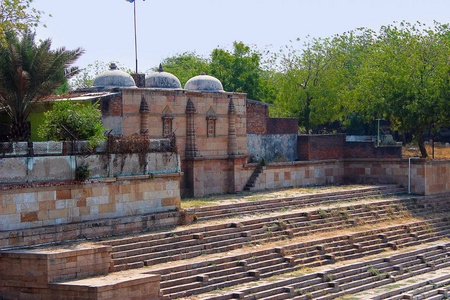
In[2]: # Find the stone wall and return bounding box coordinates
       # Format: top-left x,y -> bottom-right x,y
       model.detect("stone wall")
247,133 -> 298,162
343,158 -> 449,195
0,174 -> 181,234
248,160 -> 343,191
248,158 -> 449,196
122,89 -> 248,158
182,156 -> 248,197
0,140 -> 179,184
0,244 -> 161,299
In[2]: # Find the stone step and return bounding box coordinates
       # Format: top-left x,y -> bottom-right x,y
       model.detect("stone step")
152,220 -> 450,298
112,197 -> 430,270
192,186 -> 407,220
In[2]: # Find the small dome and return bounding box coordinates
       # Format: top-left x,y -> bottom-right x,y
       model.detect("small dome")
93,63 -> 136,88
145,64 -> 182,89
185,72 -> 224,92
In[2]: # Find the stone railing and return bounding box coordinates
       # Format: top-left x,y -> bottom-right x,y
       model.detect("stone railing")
0,139 -> 180,185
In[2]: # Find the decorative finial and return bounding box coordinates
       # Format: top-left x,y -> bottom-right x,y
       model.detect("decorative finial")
109,63 -> 117,70
158,63 -> 164,72
200,72 -> 206,75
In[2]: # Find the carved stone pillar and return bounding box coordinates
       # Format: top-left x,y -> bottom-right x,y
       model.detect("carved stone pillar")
139,95 -> 150,136
228,98 -> 238,156
185,98 -> 198,157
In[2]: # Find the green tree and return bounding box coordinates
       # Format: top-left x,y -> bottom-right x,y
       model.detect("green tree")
0,31 -> 83,140
0,0 -> 45,44
210,41 -> 267,101
153,52 -> 210,87
271,37 -> 344,133
38,100 -> 106,146
354,21 -> 450,157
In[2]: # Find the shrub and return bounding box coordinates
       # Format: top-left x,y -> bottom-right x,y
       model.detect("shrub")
75,164 -> 90,182
38,100 -> 106,147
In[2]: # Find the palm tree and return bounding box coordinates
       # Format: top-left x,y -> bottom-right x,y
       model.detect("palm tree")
0,31 -> 84,140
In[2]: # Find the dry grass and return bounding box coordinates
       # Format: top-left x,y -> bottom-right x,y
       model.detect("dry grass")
180,184 -> 370,209
403,143 -> 450,159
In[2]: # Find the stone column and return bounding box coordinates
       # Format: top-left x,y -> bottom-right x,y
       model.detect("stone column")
185,98 -> 198,157
228,98 -> 238,156
139,95 -> 150,136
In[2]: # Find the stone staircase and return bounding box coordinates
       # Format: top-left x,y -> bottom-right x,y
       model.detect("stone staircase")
243,163 -> 264,191
104,188 -> 427,272
154,219 -> 450,298
18,185 -> 448,300
188,185 -> 406,221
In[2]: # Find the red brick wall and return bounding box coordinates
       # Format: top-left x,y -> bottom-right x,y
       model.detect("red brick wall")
297,135 -> 402,161
267,118 -> 298,134
97,93 -> 123,116
344,142 -> 402,159
246,100 -> 298,134
298,134 -> 346,160
246,100 -> 269,134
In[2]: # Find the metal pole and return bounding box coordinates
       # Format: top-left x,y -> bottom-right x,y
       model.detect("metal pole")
377,119 -> 380,147
133,1 -> 138,73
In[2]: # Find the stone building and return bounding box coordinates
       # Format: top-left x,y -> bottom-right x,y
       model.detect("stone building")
78,64 -> 249,197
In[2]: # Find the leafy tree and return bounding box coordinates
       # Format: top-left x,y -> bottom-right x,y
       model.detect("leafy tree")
354,21 -> 450,157
210,41 -> 267,101
0,0 -> 45,44
0,31 -> 83,140
152,52 -> 210,87
38,100 -> 106,146
271,37 -> 344,133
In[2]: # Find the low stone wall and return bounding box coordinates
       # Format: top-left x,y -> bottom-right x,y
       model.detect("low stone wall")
247,160 -> 343,191
343,158 -> 450,195
0,245 -> 111,283
0,152 -> 179,184
248,158 -> 449,196
182,156 -> 248,197
0,173 -> 181,241
0,244 -> 161,299
247,133 -> 298,162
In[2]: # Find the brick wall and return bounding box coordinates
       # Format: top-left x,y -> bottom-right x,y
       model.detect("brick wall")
298,134 -> 346,160
344,142 -> 402,159
297,134 -> 402,161
246,100 -> 298,134
267,118 -> 298,134
98,93 -> 123,117
246,100 -> 269,134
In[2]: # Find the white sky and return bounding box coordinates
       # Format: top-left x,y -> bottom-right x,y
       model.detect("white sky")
34,0 -> 450,74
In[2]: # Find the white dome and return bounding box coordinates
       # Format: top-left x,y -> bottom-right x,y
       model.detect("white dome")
145,64 -> 181,89
185,72 -> 224,92
93,63 -> 136,88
